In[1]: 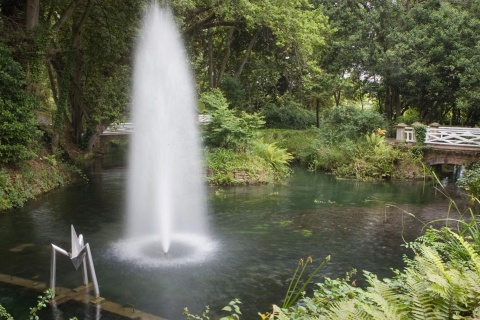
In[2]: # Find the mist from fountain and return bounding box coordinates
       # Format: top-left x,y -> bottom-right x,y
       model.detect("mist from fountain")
114,4 -> 215,266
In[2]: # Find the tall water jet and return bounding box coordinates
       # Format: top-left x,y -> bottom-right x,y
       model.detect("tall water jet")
122,4 -> 210,261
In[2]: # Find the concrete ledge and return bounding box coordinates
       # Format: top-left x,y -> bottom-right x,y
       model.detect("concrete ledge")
0,273 -> 166,320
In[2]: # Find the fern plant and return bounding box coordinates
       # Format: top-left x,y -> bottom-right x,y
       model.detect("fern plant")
272,228 -> 480,320
251,140 -> 293,179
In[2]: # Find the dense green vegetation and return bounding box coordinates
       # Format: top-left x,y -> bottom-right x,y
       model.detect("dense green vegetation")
1,3 -> 480,319
1,1 -> 479,196
1,0 -> 479,157
458,163 -> 480,201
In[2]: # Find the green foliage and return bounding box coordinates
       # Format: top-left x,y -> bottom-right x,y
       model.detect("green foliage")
273,226 -> 480,320
184,299 -> 242,320
0,304 -> 13,320
0,159 -> 78,210
313,140 -> 357,172
258,129 -> 320,167
330,132 -> 424,181
261,102 -> 316,129
250,140 -> 293,180
220,76 -> 246,110
201,90 -> 265,151
0,289 -> 54,320
204,148 -> 275,185
283,255 -> 330,309
318,106 -> 387,144
412,123 -> 427,145
175,0 -> 330,107
29,289 -> 54,320
396,109 -> 421,125
457,162 -> 480,200
0,41 -> 38,164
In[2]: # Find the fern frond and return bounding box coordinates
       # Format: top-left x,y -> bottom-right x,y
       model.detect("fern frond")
323,300 -> 370,320
404,267 -> 437,319
362,273 -> 407,319
448,230 -> 480,276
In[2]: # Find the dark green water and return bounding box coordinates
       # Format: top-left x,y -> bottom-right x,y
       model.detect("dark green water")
0,163 -> 466,319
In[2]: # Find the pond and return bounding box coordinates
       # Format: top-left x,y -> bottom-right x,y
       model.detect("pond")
0,159 -> 467,319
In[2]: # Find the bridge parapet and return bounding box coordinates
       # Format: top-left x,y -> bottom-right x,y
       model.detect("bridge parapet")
396,125 -> 480,149
396,124 -> 480,165
102,122 -> 135,136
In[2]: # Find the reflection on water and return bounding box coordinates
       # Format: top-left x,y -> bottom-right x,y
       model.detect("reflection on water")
0,166 -> 468,319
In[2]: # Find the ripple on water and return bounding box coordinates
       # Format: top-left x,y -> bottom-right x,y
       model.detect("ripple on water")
110,233 -> 218,268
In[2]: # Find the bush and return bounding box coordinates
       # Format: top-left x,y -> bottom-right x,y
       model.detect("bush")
200,89 -> 265,151
333,133 -> 396,180
250,140 -> 293,180
219,76 -> 246,110
458,162 -> 480,200
318,106 -> 387,143
0,41 -> 38,164
271,227 -> 480,320
204,148 -> 274,185
397,109 -> 421,125
314,140 -> 357,171
258,129 -> 320,167
261,102 -> 316,129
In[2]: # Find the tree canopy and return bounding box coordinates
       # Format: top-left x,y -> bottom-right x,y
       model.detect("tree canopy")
0,0 -> 479,161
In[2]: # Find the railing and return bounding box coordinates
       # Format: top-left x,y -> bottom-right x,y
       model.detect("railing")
396,125 -> 480,148
102,122 -> 135,135
102,115 -> 212,136
426,127 -> 480,147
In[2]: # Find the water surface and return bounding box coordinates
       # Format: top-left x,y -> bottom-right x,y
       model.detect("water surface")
0,167 -> 465,319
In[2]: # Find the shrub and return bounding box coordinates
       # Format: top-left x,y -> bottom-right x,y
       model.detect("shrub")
318,106 -> 387,143
201,90 -> 265,151
250,140 -> 293,180
0,41 -> 38,164
412,122 -> 427,145
204,148 -> 274,185
261,102 -> 316,129
273,228 -> 480,320
332,132 -> 416,181
220,76 -> 246,110
314,140 -> 357,171
458,162 -> 480,200
397,109 -> 421,125
258,129 -> 320,167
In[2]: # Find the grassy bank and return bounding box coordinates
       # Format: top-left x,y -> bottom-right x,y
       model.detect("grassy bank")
259,128 -> 426,181
0,157 -> 81,211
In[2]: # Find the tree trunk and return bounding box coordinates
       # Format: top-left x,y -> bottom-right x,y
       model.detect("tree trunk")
316,99 -> 320,128
208,29 -> 215,87
26,0 -> 40,29
70,0 -> 93,143
234,29 -> 260,79
333,88 -> 341,107
217,26 -> 235,86
87,123 -> 108,152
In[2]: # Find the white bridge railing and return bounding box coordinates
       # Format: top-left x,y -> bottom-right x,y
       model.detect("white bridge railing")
102,122 -> 135,135
397,125 -> 480,148
102,115 -> 212,136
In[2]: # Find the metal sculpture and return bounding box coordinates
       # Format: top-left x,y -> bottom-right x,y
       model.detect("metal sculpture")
50,225 -> 100,297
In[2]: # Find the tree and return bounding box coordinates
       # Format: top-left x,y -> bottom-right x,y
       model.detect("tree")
0,42 -> 38,164
42,0 -> 145,150
173,0 -> 330,108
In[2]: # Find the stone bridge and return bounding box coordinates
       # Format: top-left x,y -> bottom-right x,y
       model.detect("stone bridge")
396,124 -> 480,165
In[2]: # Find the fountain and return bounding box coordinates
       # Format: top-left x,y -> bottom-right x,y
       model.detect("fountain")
113,3 -> 215,267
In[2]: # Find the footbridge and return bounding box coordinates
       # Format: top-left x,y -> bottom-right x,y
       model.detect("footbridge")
101,122 -> 480,166
395,124 -> 480,165
101,116 -> 211,138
